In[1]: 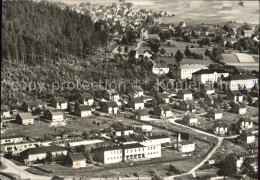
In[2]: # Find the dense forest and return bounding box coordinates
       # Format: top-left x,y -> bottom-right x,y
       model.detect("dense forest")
2,0 -> 109,65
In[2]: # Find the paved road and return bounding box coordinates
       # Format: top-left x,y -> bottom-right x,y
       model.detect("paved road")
163,119 -> 224,180
1,156 -> 51,180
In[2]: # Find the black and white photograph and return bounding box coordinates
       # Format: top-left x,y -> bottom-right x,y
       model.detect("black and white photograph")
0,0 -> 259,180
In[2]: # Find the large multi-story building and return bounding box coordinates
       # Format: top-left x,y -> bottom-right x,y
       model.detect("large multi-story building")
222,75 -> 258,91
192,69 -> 229,84
171,64 -> 207,80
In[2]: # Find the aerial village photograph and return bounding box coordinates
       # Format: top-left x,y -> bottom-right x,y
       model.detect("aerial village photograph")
0,0 -> 259,180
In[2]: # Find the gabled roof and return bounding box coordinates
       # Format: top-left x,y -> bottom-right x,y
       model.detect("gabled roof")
122,143 -> 146,149
79,93 -> 93,100
229,90 -> 243,96
238,118 -> 252,123
23,101 -> 39,107
69,153 -> 86,161
153,63 -> 169,68
76,105 -> 92,111
47,109 -> 63,116
184,113 -> 197,119
157,104 -> 171,111
23,146 -> 66,155
95,145 -> 122,151
17,113 -> 33,120
103,101 -> 118,107
178,89 -> 192,95
181,100 -> 195,106
210,108 -> 222,114
131,97 -> 144,104
1,105 -> 9,112
156,93 -> 169,99
53,97 -> 67,103
192,69 -> 213,75
213,122 -> 228,128
129,86 -> 143,92
136,109 -> 149,116
105,90 -> 119,96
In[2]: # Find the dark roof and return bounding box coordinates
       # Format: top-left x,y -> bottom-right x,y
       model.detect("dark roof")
1,135 -> 26,140
23,101 -> 39,107
105,90 -> 119,96
211,108 -> 222,114
214,69 -> 229,74
79,93 -> 93,100
24,146 -> 66,155
184,113 -> 197,119
131,97 -> 144,104
205,95 -> 214,100
103,101 -> 118,107
157,104 -> 171,111
180,140 -> 195,145
229,90 -> 243,96
223,75 -> 258,81
77,105 -> 91,111
1,105 -> 9,112
238,118 -> 252,123
156,93 -> 169,99
148,135 -> 169,140
181,100 -> 195,106
69,153 -> 86,161
17,113 -> 34,120
95,145 -> 122,151
213,122 -> 228,128
178,89 -> 192,94
235,104 -> 246,109
130,86 -> 143,92
53,97 -> 67,103
122,143 -> 146,149
193,69 -> 213,75
136,109 -> 149,116
153,63 -> 169,68
47,109 -> 63,115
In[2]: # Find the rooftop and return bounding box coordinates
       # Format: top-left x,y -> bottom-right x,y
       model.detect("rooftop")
17,113 -> 33,120
69,153 -> 86,161
77,105 -> 92,111
177,64 -> 207,70
23,145 -> 66,155
131,97 -> 144,104
122,143 -> 146,149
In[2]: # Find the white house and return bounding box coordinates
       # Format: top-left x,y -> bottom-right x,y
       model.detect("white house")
208,109 -> 222,119
128,97 -> 144,111
69,153 -> 87,169
16,113 -> 34,125
51,97 -> 68,110
101,101 -> 119,114
103,90 -> 120,102
75,105 -> 92,117
212,122 -> 228,135
135,109 -> 150,121
128,86 -> 144,98
182,113 -> 198,126
78,93 -> 94,106
152,63 -> 169,75
1,105 -> 11,118
233,104 -> 247,115
238,118 -> 253,130
45,109 -> 63,122
171,64 -> 207,80
178,141 -> 195,153
154,104 -> 172,118
239,131 -> 255,144
177,90 -> 193,100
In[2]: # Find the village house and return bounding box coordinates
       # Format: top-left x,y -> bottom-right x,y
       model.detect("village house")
75,104 -> 92,117
222,75 -> 258,91
1,135 -> 25,145
204,94 -> 216,106
227,90 -> 243,102
20,146 -> 68,165
171,64 -> 207,80
239,131 -> 255,144
128,86 -> 144,98
154,104 -> 172,118
78,93 -> 94,106
51,97 -> 68,110
113,128 -> 134,137
182,113 -> 198,126
101,101 -> 119,114
103,90 -> 120,102
212,122 -> 228,135
233,104 -> 247,115
16,113 -> 34,125
237,118 -> 253,130
135,109 -> 150,121
128,97 -> 144,111
202,86 -> 215,95
155,93 -> 170,104
179,100 -> 196,112
21,101 -> 40,113
179,21 -> 186,27
152,63 -> 169,75
208,109 -> 222,119
68,153 -> 87,169
132,124 -> 152,132
177,90 -> 193,100
1,105 -> 11,118
178,141 -> 195,153
45,109 -> 63,122
160,23 -> 173,31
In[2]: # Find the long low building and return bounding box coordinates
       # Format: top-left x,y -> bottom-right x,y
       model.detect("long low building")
171,64 -> 208,80
222,75 -> 258,91
1,141 -> 52,155
93,142 -> 161,164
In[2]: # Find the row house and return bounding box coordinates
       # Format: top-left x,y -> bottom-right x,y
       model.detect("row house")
16,113 -> 34,125
20,146 -> 68,165
1,135 -> 25,145
1,141 -> 52,155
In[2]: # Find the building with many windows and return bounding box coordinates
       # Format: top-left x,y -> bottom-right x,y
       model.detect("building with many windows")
171,64 -> 207,80
222,75 -> 258,91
